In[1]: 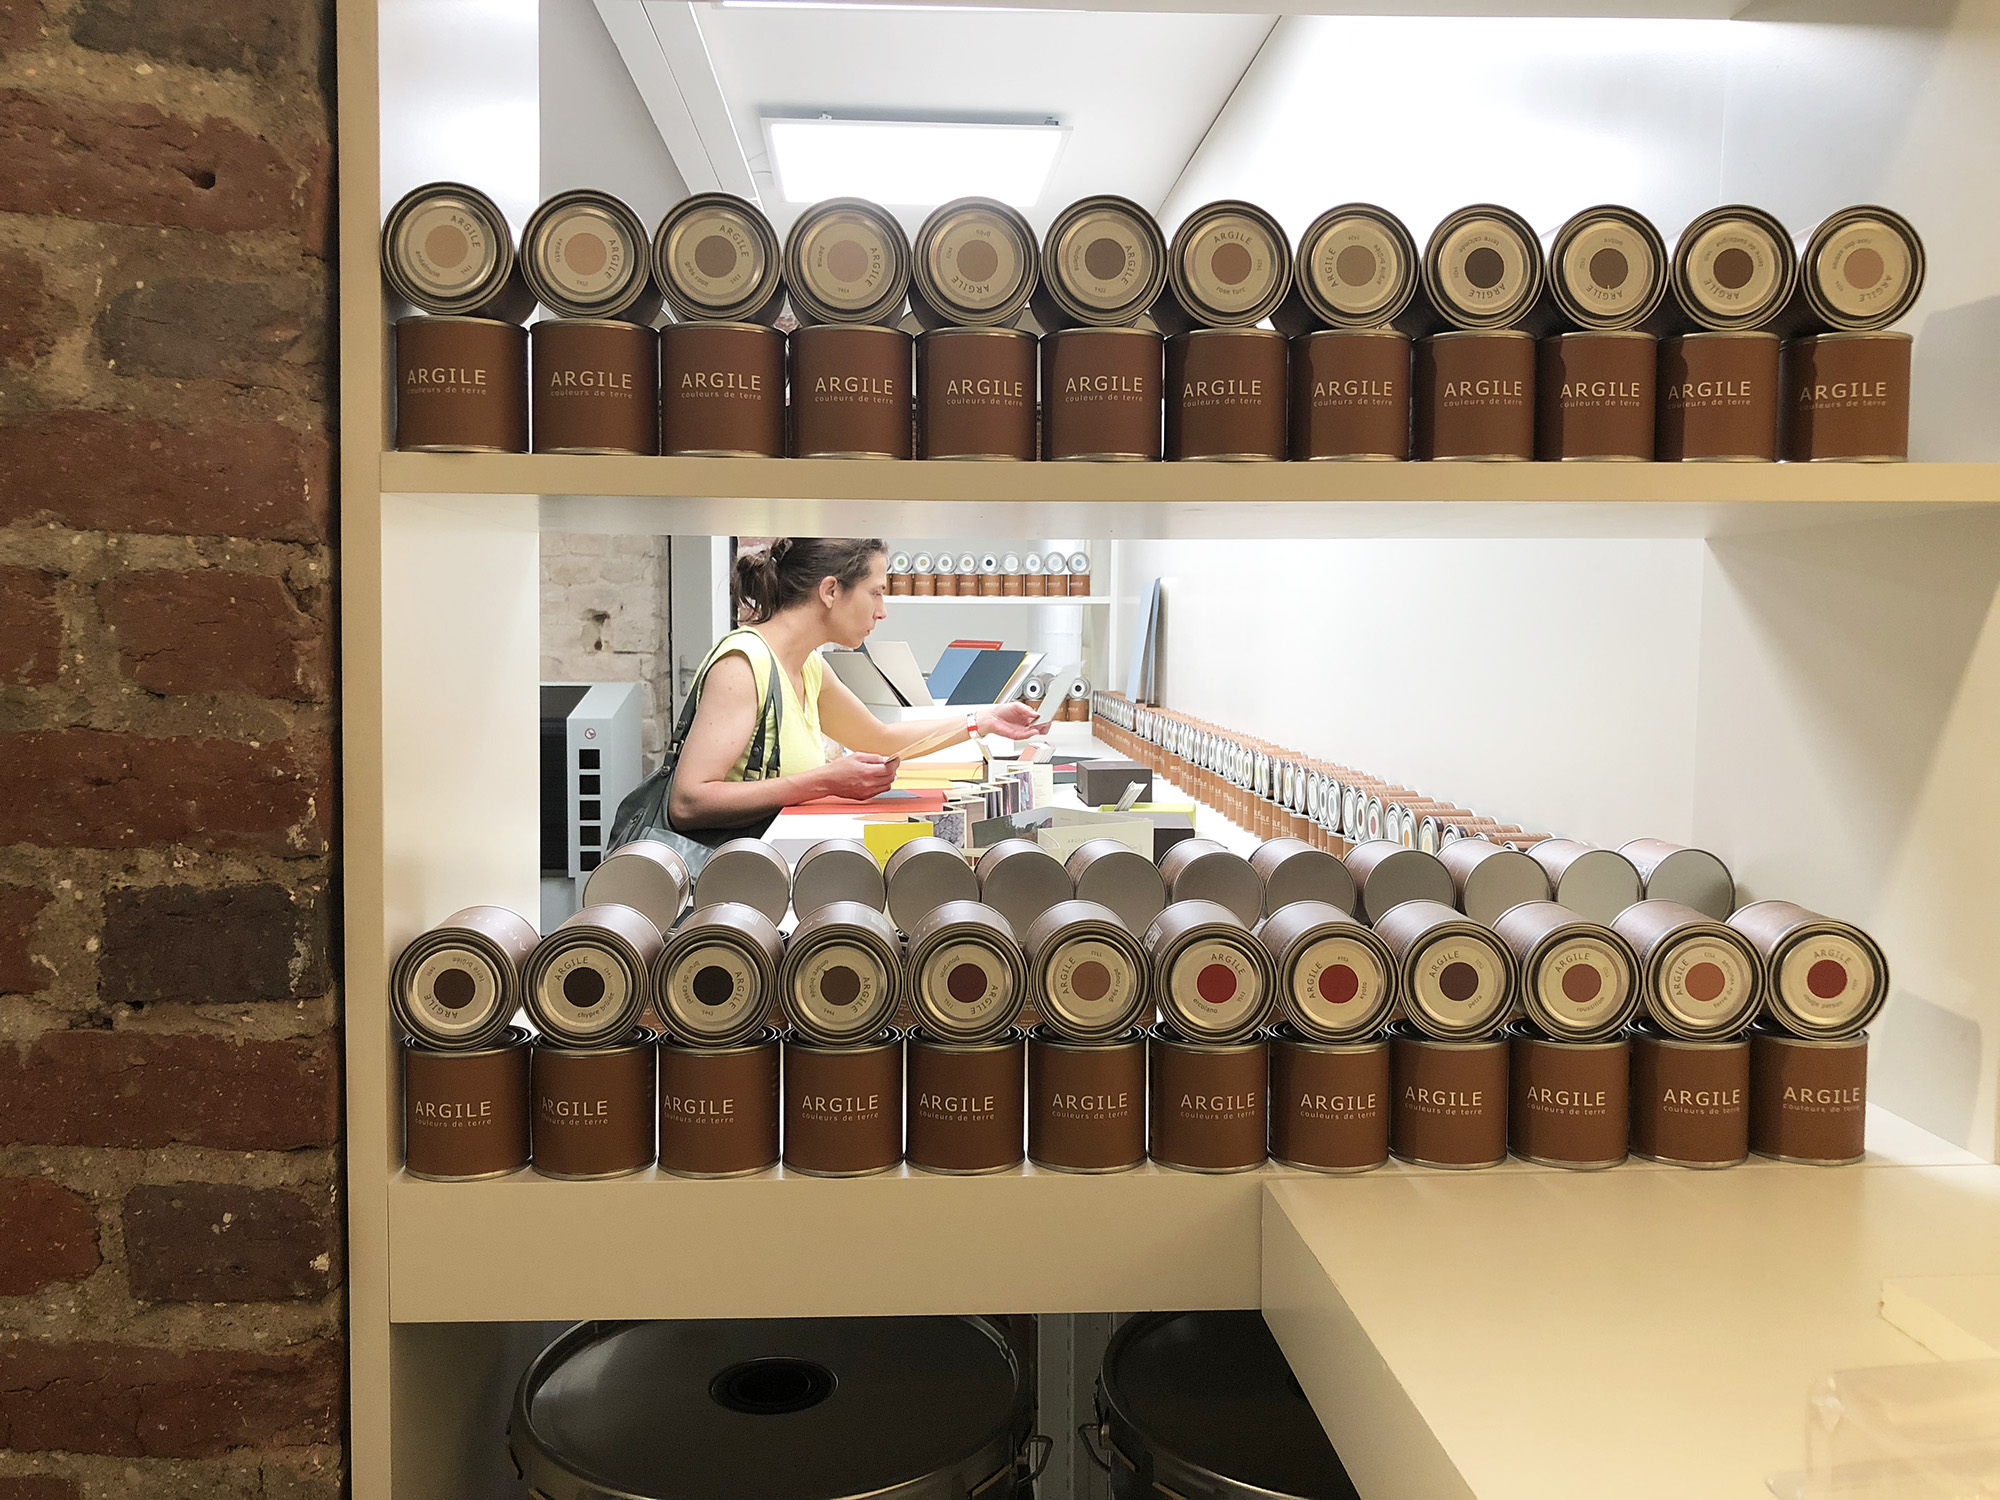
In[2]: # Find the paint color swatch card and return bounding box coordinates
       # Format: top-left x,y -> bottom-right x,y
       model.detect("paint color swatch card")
947,650 -> 1029,706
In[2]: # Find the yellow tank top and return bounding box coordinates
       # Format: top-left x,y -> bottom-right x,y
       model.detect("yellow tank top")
701,629 -> 828,782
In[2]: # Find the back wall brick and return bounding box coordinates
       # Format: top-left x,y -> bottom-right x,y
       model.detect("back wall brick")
100,881 -> 330,1007
97,277 -> 322,394
0,570 -> 61,685
0,886 -> 52,996
123,1183 -> 336,1302
0,249 -> 55,368
98,571 -> 328,702
0,1178 -> 101,1295
71,0 -> 317,77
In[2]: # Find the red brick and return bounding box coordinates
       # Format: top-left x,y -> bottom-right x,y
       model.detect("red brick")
71,0 -> 314,76
98,570 -> 326,701
0,1478 -> 76,1500
0,569 -> 61,685
0,89 -> 313,236
0,729 -> 329,856
0,1178 -> 100,1295
0,886 -> 52,996
100,881 -> 331,1008
123,1183 -> 335,1302
0,2 -> 48,56
96,276 -> 322,391
0,1337 -> 341,1458
0,249 -> 54,367
0,1032 -> 338,1151
0,413 -> 328,543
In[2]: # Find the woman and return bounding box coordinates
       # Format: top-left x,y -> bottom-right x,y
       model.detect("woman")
668,537 -> 1042,831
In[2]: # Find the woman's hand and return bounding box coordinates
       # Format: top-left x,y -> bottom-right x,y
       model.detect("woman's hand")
812,752 -> 901,801
975,701 -> 1045,741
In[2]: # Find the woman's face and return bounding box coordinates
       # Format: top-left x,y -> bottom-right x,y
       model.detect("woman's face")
825,553 -> 889,648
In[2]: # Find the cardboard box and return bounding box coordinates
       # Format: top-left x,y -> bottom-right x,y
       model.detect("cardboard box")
1075,759 -> 1153,807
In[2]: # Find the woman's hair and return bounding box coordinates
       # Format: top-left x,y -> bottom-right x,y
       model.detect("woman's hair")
732,537 -> 886,624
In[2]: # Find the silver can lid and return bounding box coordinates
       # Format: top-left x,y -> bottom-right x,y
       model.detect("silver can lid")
1041,196 -> 1166,326
1295,203 -> 1418,328
914,196 -> 1037,326
784,197 -> 911,326
1422,203 -> 1543,329
1549,204 -> 1668,331
382,181 -> 515,315
655,902 -> 783,1048
522,189 -> 652,319
654,192 -> 784,323
1672,205 -> 1797,330
780,901 -> 902,1045
1169,200 -> 1292,327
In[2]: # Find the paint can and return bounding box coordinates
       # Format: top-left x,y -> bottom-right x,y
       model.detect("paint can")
792,838 -> 886,916
1092,1313 -> 1357,1500
906,1027 -> 1027,1174
402,1026 -> 532,1181
1524,839 -> 1641,925
651,191 -> 786,326
1158,838 -> 1263,925
531,1027 -> 658,1180
523,904 -> 663,1048
511,1316 -> 1036,1500
1164,328 -> 1286,461
1535,203 -> 1669,332
1342,840 -> 1453,923
692,836 -> 792,924
782,1027 -> 904,1177
1782,331 -> 1911,462
783,196 -> 911,327
1250,836 -> 1357,917
1032,194 -> 1169,330
884,836 -> 978,933
1536,331 -> 1656,461
909,196 -> 1038,330
1028,1025 -> 1147,1173
521,188 -> 659,322
1728,899 -> 1888,1040
530,319 -> 658,456
1748,1025 -> 1867,1165
1657,332 -> 1780,462
780,900 -> 903,1046
1042,327 -> 1163,461
976,840 -> 1074,940
653,901 -> 785,1048
1414,330 -> 1534,461
390,904 -> 538,1051
657,1027 -> 780,1178
1420,203 -> 1544,330
1143,900 -> 1275,1044
658,321 -> 786,458
1159,199 -> 1293,333
1492,901 -> 1641,1042
1435,839 -> 1548,927
905,901 -> 1026,1044
1021,899 -> 1152,1044
917,328 -> 1036,460
1505,1021 -> 1628,1169
1372,899 -> 1515,1041
1628,1021 -> 1749,1168
1669,204 -> 1797,331
1148,1024 -> 1268,1173
1273,202 -> 1420,335
790,324 -> 913,459
1387,1020 -> 1507,1169
381,180 -> 534,321
582,837 -> 690,935
1288,329 -> 1411,461
1614,899 -> 1764,1040
1269,1024 -> 1390,1173
394,316 -> 527,452
1065,838 -> 1167,937
1780,204 -> 1924,335
1617,838 -> 1734,919
1255,900 -> 1396,1042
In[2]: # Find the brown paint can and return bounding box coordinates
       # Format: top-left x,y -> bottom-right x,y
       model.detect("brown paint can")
1290,330 -> 1410,461
1148,1025 -> 1268,1174
1414,331 -> 1534,461
1749,1026 -> 1866,1164
1536,332 -> 1655,461
1041,328 -> 1162,461
403,1026 -> 532,1181
1165,329 -> 1287,461
1628,1022 -> 1749,1168
917,328 -> 1036,460
659,322 -> 786,458
531,1028 -> 658,1180
906,1028 -> 1026,1175
1506,1022 -> 1628,1169
1388,1021 -> 1507,1169
782,1028 -> 904,1177
1657,332 -> 1780,462
530,319 -> 658,456
395,316 -> 528,452
1782,331 -> 1911,462
657,1028 -> 780,1179
789,324 -> 913,459
1729,899 -> 1888,1041
1027,1025 -> 1147,1172
1269,1026 -> 1390,1174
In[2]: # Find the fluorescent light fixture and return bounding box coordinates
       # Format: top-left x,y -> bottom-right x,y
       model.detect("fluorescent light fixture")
764,118 -> 1066,208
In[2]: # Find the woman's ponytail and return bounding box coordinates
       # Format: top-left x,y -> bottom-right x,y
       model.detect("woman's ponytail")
731,537 -> 884,623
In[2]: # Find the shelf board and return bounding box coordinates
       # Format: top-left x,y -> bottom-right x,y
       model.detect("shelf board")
379,452 -> 2000,539
888,594 -> 1111,605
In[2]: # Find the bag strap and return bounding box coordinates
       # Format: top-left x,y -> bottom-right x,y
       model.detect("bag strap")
672,630 -> 787,782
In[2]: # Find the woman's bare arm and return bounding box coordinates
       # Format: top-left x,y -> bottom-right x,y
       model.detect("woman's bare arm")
816,671 -> 1045,756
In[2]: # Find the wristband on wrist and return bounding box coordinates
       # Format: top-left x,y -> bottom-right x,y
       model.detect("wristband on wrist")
966,711 -> 979,740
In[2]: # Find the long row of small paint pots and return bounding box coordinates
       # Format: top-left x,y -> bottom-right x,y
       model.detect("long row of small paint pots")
384,183 -> 1922,343
886,549 -> 1091,597
402,1015 -> 1866,1181
393,316 -> 1908,464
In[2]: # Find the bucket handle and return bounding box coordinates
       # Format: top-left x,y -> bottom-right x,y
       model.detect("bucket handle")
1021,1434 -> 1054,1483
1077,1421 -> 1113,1474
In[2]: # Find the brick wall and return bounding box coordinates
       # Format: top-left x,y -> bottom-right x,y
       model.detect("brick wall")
0,1 -> 343,1497
541,533 -> 671,764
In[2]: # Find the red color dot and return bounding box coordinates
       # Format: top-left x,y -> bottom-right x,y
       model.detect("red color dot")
1439,962 -> 1479,1002
1560,965 -> 1602,1003
1318,964 -> 1360,1005
1196,963 -> 1237,1004
1807,959 -> 1848,999
1684,962 -> 1724,1002
947,962 -> 988,1004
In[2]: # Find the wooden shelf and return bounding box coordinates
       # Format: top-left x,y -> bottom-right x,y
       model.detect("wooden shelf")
378,452 -> 2000,539
887,594 -> 1111,605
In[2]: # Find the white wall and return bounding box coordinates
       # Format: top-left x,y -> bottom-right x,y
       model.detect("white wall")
540,0 -> 688,229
